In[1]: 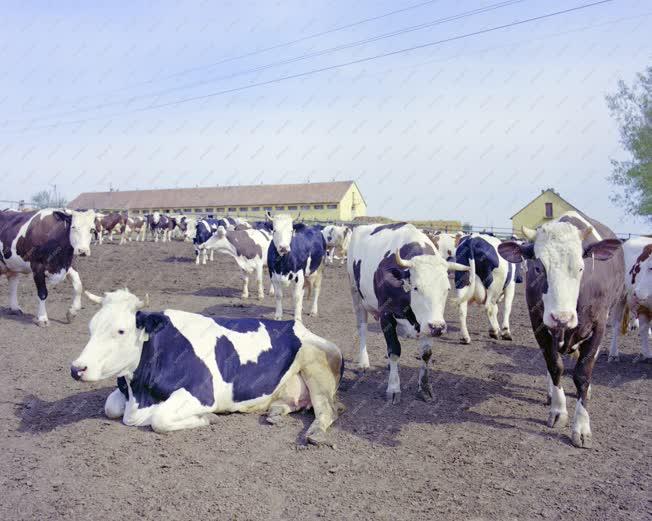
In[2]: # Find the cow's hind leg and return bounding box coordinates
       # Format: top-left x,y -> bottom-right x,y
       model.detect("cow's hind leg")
571,326 -> 603,448
500,283 -> 515,340
608,296 -> 627,362
241,272 -> 250,299
350,285 -> 369,374
266,373 -> 311,426
637,314 -> 652,361
66,268 -> 83,323
33,270 -> 49,326
486,302 -> 500,339
6,272 -> 23,314
255,263 -> 264,300
149,389 -> 211,433
458,300 -> 471,344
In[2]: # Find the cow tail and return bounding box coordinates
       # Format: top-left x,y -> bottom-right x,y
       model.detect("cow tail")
620,303 -> 630,336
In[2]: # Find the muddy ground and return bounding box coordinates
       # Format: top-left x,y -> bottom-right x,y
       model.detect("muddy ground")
0,239 -> 649,521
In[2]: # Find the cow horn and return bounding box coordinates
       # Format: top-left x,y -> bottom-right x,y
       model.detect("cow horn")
85,291 -> 104,304
395,248 -> 412,268
138,293 -> 150,309
580,226 -> 593,241
266,211 -> 273,221
521,226 -> 537,241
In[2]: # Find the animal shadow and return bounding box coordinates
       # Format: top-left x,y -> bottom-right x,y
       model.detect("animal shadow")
162,256 -> 194,264
16,388 -> 113,434
201,302 -> 275,318
194,287 -> 242,298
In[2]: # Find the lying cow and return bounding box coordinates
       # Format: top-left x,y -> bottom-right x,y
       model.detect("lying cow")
0,208 -> 95,325
202,225 -> 273,299
322,225 -> 351,265
347,222 -> 470,403
498,211 -> 624,448
454,233 -> 523,344
267,213 -> 327,321
608,236 -> 652,362
70,289 -> 343,444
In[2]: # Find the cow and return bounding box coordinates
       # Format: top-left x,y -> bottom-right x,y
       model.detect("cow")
0,208 -> 96,326
178,216 -> 196,242
607,236 -> 652,362
95,211 -> 128,245
322,225 -> 352,265
498,211 -> 624,448
453,233 -> 523,344
70,289 -> 343,445
346,222 -> 470,403
148,212 -> 177,242
202,225 -> 273,299
191,218 -> 223,264
424,231 -> 461,261
126,216 -> 147,242
267,213 -> 326,321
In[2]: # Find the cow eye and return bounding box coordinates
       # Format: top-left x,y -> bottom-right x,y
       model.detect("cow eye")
412,286 -> 418,292
118,329 -> 125,335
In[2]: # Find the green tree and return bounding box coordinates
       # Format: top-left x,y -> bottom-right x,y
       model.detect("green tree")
31,190 -> 67,209
606,66 -> 652,222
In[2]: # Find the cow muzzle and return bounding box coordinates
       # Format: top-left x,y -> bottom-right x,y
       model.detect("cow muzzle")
428,321 -> 447,337
75,248 -> 91,257
70,364 -> 87,381
277,245 -> 290,256
546,311 -> 577,329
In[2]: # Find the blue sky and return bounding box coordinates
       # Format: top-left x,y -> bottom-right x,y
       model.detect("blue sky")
0,0 -> 650,233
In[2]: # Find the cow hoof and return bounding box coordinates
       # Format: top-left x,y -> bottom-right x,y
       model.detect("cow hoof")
571,430 -> 592,449
459,337 -> 471,345
501,330 -> 513,341
354,367 -> 367,377
241,294 -> 249,300
257,295 -> 264,301
488,330 -> 499,339
607,355 -> 620,363
386,391 -> 401,405
416,386 -> 433,402
8,308 -> 23,316
266,414 -> 284,426
306,430 -> 333,448
633,355 -> 652,364
545,395 -> 551,406
274,314 -> 282,321
33,317 -> 49,327
66,310 -> 78,323
547,411 -> 568,428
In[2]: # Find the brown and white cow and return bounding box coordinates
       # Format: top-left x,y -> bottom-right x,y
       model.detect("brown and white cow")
0,208 -> 96,325
125,216 -> 147,242
608,236 -> 652,362
498,211 -> 624,448
95,212 -> 128,245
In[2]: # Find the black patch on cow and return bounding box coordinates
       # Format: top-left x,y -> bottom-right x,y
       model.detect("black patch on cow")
131,311 -> 214,408
0,210 -> 35,259
454,236 -> 499,290
370,222 -> 407,235
514,261 -> 524,284
267,226 -> 326,277
213,318 -> 302,402
353,259 -> 363,298
117,376 -> 129,399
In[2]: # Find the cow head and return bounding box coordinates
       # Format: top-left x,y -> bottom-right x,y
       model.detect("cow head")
498,223 -> 621,331
183,219 -> 198,240
394,248 -> 470,337
268,212 -> 299,256
70,289 -> 148,382
57,209 -> 96,256
630,242 -> 652,308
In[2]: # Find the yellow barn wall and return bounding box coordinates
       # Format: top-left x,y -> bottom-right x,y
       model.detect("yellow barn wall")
512,192 -> 576,236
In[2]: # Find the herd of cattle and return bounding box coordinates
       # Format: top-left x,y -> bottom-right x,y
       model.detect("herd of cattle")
0,207 -> 649,448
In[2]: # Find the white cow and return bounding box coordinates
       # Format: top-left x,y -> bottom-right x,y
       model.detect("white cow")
322,225 -> 351,265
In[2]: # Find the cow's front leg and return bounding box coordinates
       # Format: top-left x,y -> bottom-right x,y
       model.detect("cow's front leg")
416,339 -> 433,402
308,269 -> 323,316
500,284 -> 515,340
66,268 -> 83,323
209,248 -> 214,261
241,272 -> 249,299
458,300 -> 471,344
149,390 -> 211,433
273,277 -> 283,320
255,264 -> 264,300
293,272 -> 305,321
381,314 -> 401,404
33,270 -> 49,326
104,388 -> 127,419
7,272 -> 23,314
202,248 -> 208,265
571,327 -> 603,448
637,314 -> 652,361
542,338 -> 568,428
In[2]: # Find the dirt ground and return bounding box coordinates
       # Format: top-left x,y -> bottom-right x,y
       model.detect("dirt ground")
0,238 -> 649,521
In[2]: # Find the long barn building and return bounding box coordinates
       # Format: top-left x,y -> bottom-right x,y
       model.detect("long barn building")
68,181 -> 367,222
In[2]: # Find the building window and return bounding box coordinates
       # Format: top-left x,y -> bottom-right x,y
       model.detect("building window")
545,202 -> 553,218
228,207 -> 237,212
204,208 -> 213,212
251,206 -> 260,211
314,204 -> 324,209
239,207 -> 248,212
264,206 -> 273,211
301,205 -> 311,210
287,205 -> 298,210
275,206 -> 285,210
164,209 -> 171,213
194,208 -> 202,213
215,208 -> 223,213
327,204 -> 338,209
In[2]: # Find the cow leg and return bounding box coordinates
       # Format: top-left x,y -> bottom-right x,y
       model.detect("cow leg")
542,339 -> 568,428
416,340 -> 433,402
500,283 -> 515,340
293,272 -> 305,321
607,297 -> 627,362
266,374 -> 311,425
571,326 -> 604,448
202,248 -> 208,265
209,248 -> 214,261
301,354 -> 340,447
273,278 -> 283,320
458,300 -> 471,344
7,272 -> 23,314
256,263 -> 264,300
104,388 -> 127,419
241,272 -> 249,299
636,314 -> 651,362
308,268 -> 323,316
381,314 -> 401,404
66,268 -> 83,323
149,390 -> 211,433
268,279 -> 275,296
33,270 -> 49,326
119,231 -> 125,245
486,302 -> 500,339
350,287 -> 369,374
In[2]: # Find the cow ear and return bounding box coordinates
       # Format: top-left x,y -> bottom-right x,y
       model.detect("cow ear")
583,238 -> 621,260
54,210 -> 72,223
383,269 -> 404,288
498,241 -> 533,263
135,311 -> 168,334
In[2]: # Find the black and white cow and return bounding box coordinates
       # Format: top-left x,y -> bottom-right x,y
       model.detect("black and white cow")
267,213 -> 327,321
347,222 -> 470,403
71,289 -> 343,444
202,225 -> 273,299
454,233 -> 523,344
190,218 -> 223,264
498,211 -> 624,447
322,225 -> 352,265
148,212 -> 177,243
0,208 -> 96,325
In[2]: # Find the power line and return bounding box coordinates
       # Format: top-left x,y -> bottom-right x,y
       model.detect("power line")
1,0 -> 616,136
14,0 -> 444,115
5,0 -> 527,124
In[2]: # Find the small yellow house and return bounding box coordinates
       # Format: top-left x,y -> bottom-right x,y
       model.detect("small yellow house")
511,189 -> 580,237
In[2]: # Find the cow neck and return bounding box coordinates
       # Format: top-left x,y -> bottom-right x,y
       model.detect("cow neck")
119,325 -> 148,381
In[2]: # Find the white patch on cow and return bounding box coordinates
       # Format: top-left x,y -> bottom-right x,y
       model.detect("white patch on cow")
387,355 -> 400,394
549,381 -> 568,422
46,268 -> 68,285
572,398 -> 591,442
104,388 -> 127,419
